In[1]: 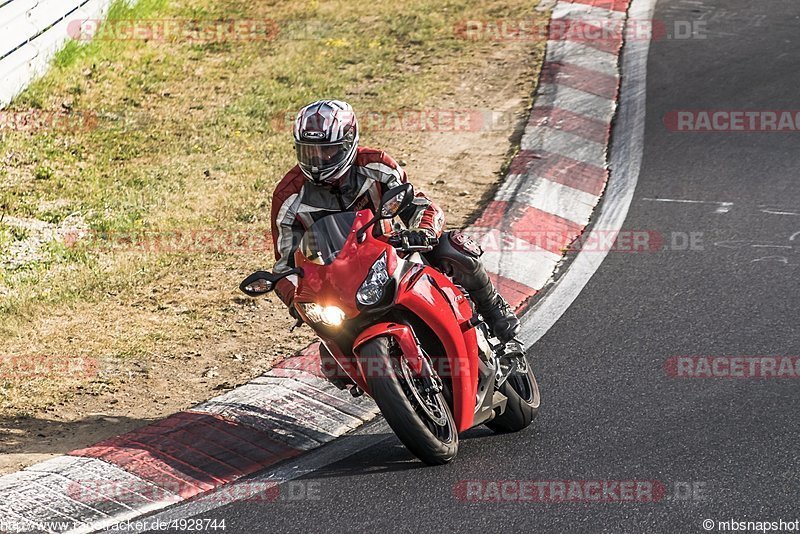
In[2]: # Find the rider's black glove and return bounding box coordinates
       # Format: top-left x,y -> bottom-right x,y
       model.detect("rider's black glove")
398,229 -> 433,247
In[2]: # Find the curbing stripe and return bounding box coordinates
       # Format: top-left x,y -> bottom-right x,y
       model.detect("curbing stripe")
495,174 -> 603,226
509,150 -> 608,196
475,200 -> 585,256
540,62 -> 619,100
251,375 -> 378,422
0,473 -> 95,532
552,18 -> 623,54
534,83 -> 617,123
192,384 -> 364,446
71,412 -> 303,499
520,126 -> 607,167
552,1 -> 627,21
545,40 -> 619,77
487,273 -> 539,311
529,106 -> 610,145
468,227 -> 563,290
562,0 -> 630,14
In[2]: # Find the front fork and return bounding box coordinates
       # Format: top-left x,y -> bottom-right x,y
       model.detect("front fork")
416,348 -> 443,396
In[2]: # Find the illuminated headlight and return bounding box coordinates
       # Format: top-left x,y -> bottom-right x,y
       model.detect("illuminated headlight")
357,252 -> 390,306
301,303 -> 345,327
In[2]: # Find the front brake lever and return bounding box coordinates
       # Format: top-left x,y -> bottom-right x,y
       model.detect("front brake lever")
402,245 -> 434,252
390,234 -> 435,253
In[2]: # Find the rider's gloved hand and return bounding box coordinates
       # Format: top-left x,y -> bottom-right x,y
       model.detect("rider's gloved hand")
397,228 -> 436,247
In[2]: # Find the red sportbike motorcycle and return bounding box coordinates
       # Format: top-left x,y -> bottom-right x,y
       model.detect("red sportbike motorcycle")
240,184 -> 539,465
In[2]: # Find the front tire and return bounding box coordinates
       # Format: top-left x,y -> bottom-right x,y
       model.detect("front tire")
358,336 -> 458,465
486,363 -> 540,433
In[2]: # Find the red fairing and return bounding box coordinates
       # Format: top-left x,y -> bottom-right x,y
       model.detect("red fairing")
394,267 -> 479,432
353,323 -> 424,375
293,211 -> 396,318
293,209 -> 480,433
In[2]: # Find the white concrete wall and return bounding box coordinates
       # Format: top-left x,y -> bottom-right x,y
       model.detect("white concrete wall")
0,0 -> 116,107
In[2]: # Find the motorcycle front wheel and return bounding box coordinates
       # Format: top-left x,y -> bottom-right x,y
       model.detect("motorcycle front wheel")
358,336 -> 458,465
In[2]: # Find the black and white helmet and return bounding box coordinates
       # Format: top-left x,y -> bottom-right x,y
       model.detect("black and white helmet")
293,100 -> 359,186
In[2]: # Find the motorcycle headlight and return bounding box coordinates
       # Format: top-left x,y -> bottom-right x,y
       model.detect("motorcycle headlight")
356,252 -> 390,306
300,303 -> 346,327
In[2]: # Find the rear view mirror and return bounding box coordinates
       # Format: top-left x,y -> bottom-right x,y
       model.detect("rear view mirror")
239,271 -> 277,296
379,183 -> 414,219
239,267 -> 303,297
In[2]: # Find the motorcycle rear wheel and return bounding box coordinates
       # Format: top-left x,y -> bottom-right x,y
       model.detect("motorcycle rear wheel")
486,363 -> 540,433
358,336 -> 458,465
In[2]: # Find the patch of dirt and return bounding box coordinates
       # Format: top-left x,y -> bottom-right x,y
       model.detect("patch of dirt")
0,34 -> 544,473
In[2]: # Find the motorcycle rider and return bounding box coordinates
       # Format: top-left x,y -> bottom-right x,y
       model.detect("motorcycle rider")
270,100 -> 522,388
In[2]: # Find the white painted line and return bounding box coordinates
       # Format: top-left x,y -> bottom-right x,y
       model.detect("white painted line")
535,83 -> 617,123
760,209 -> 799,216
642,197 -> 733,214
545,40 -> 620,78
495,175 -> 601,226
520,0 -> 656,346
758,206 -> 800,216
521,127 -> 607,167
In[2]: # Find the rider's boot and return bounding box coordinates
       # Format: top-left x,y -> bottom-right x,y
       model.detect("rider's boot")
469,278 -> 522,357
426,230 -> 523,358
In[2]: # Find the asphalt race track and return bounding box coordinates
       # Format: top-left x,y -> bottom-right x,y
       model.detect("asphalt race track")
144,0 -> 800,531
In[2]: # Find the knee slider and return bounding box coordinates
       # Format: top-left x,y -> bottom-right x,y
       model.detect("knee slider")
432,231 -> 482,274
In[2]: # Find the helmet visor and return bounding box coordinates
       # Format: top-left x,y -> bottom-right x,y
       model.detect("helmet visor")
295,142 -> 349,171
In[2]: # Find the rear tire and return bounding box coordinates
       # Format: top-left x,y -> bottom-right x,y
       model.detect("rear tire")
486,364 -> 540,433
358,336 -> 458,465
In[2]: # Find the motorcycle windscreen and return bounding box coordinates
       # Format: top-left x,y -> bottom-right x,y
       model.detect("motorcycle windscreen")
299,211 -> 357,265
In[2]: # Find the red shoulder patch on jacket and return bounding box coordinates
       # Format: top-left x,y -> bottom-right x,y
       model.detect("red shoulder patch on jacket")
355,146 -> 401,170
270,166 -> 305,265
273,165 -> 306,201
271,166 -> 305,220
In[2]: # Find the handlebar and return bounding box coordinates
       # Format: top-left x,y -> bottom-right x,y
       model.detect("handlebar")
388,233 -> 439,253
